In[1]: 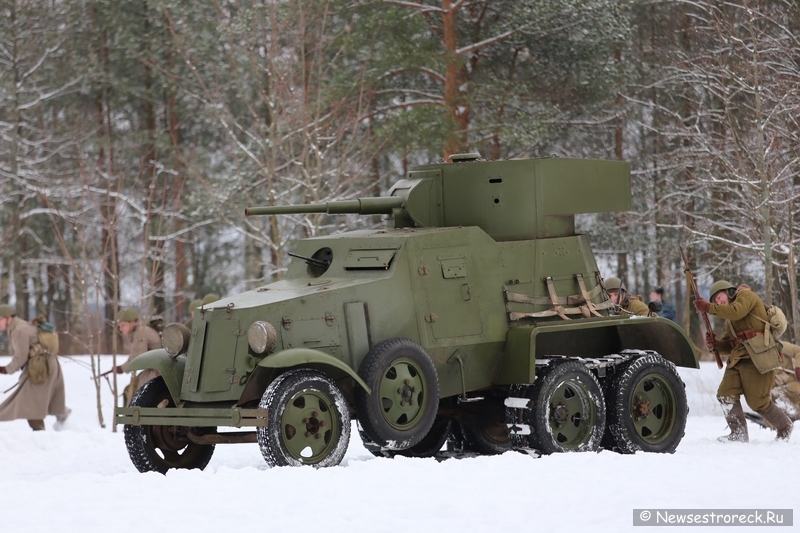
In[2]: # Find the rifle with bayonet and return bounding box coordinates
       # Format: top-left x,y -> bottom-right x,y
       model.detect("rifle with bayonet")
680,247 -> 723,369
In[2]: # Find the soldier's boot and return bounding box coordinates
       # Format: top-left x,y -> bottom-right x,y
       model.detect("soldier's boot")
54,407 -> 72,431
756,403 -> 793,441
718,399 -> 748,443
27,419 -> 45,431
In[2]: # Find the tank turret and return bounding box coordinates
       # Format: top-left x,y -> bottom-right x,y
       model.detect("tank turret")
246,156 -> 632,241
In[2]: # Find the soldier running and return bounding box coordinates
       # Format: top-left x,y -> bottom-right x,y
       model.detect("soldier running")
694,281 -> 793,442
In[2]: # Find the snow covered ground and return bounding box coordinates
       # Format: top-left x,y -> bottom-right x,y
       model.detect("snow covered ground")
0,356 -> 796,533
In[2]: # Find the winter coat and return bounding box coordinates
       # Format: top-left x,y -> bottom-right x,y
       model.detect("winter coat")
658,301 -> 677,322
121,323 -> 162,390
709,289 -> 770,368
774,341 -> 800,406
623,297 -> 650,317
0,317 -> 67,421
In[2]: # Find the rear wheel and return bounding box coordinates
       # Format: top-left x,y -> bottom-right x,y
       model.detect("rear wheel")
603,354 -> 687,454
520,360 -> 606,454
459,398 -> 511,455
123,377 -> 215,474
258,369 -> 350,467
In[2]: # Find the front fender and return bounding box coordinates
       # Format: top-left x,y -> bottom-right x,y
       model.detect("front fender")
258,348 -> 372,394
125,349 -> 185,404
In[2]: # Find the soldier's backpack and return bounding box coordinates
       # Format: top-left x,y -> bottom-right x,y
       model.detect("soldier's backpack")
765,305 -> 788,338
27,316 -> 59,384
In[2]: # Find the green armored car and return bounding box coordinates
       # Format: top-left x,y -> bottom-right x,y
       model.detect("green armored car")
116,154 -> 696,472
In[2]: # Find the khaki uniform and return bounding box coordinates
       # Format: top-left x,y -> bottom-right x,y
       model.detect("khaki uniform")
623,297 -> 650,317
710,290 -> 774,411
0,317 -> 67,429
772,341 -> 800,420
121,323 -> 162,394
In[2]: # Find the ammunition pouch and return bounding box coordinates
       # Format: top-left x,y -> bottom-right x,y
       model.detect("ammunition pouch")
740,332 -> 782,374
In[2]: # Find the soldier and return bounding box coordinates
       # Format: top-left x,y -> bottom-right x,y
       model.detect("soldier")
605,277 -> 649,316
694,281 -> 792,441
770,341 -> 800,422
184,298 -> 202,327
114,307 -> 162,404
0,304 -> 70,431
201,293 -> 220,307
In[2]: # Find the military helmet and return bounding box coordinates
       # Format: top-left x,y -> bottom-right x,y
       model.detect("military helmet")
188,299 -> 202,313
709,280 -> 735,301
202,293 -> 220,306
604,277 -> 627,292
118,307 -> 139,322
0,304 -> 16,318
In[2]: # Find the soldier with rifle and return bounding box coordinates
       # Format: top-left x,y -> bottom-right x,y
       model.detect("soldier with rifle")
693,281 -> 793,442
604,277 -> 650,316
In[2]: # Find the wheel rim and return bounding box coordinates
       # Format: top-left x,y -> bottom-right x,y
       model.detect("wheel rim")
146,425 -> 204,467
142,393 -> 208,469
378,356 -> 427,430
629,373 -> 677,444
280,388 -> 340,464
548,377 -> 596,450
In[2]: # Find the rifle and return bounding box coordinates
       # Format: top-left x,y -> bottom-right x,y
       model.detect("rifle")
91,368 -> 115,381
680,247 -> 723,369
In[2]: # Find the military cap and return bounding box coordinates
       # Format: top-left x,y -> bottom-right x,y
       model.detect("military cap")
188,299 -> 202,313
0,304 -> 16,318
117,307 -> 140,322
604,277 -> 627,292
709,280 -> 735,301
202,293 -> 220,306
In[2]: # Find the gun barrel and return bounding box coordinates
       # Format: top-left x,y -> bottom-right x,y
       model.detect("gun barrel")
246,196 -> 404,217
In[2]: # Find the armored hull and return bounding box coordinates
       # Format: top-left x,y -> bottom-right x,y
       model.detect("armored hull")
116,156 -> 697,471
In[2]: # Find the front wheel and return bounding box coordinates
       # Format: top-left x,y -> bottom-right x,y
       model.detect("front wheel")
257,369 -> 351,468
123,377 -> 215,474
603,354 -> 687,454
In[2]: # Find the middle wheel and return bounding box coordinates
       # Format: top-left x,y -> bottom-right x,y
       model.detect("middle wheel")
355,338 -> 439,450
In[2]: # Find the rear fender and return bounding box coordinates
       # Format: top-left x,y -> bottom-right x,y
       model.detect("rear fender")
496,317 -> 698,385
531,317 -> 698,368
257,348 -> 372,395
124,349 -> 186,404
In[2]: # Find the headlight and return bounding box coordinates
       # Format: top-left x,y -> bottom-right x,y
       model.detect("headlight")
248,321 -> 277,355
162,323 -> 191,357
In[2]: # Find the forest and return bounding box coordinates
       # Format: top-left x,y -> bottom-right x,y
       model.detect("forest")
2,0 -> 800,355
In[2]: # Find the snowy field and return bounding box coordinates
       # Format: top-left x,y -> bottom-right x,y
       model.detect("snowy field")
0,356 -> 796,533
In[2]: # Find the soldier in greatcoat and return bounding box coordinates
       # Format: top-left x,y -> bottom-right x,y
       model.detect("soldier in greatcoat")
605,277 -> 650,316
0,304 -> 69,431
694,281 -> 792,441
771,341 -> 800,422
114,307 -> 162,404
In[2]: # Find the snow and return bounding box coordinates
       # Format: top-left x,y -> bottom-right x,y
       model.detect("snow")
0,357 -> 797,533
